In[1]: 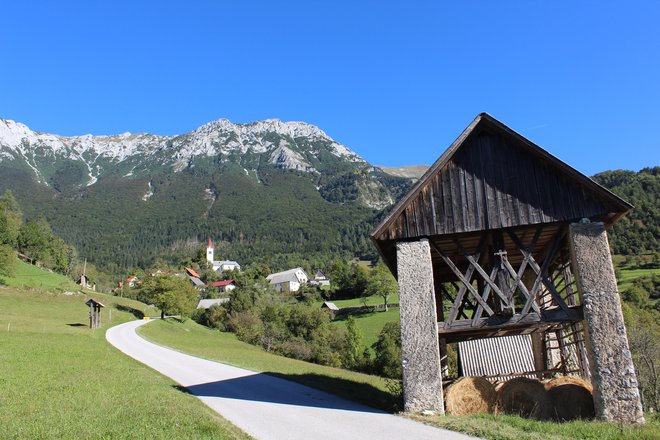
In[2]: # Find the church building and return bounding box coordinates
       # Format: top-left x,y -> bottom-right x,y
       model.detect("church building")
206,238 -> 241,272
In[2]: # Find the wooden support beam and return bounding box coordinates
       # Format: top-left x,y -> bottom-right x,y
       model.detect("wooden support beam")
430,241 -> 495,322
438,305 -> 583,343
521,227 -> 567,315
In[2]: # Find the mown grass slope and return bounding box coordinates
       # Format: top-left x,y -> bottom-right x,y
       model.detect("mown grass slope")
2,259 -> 79,290
139,318 -> 400,412
0,266 -> 249,439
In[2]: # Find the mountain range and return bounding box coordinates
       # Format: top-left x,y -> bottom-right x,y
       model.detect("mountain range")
0,118 -> 411,272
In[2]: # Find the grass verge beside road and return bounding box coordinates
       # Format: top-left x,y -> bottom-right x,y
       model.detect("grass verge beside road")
409,413 -> 659,440
0,286 -> 250,439
139,318 -> 400,411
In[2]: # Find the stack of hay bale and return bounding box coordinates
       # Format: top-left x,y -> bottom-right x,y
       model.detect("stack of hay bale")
443,375 -> 594,421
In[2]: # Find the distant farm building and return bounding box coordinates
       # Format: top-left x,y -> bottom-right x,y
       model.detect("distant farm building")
267,268 -> 309,292
309,270 -> 331,287
321,301 -> 340,318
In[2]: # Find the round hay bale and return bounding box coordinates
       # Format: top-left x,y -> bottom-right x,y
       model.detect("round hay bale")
545,376 -> 594,421
496,377 -> 550,420
444,377 -> 496,416
544,375 -> 593,392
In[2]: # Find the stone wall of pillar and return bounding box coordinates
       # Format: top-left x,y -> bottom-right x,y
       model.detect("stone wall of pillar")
396,239 -> 444,413
569,220 -> 644,423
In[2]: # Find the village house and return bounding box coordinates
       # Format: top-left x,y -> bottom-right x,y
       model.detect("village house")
206,238 -> 241,272
308,270 -> 331,287
184,266 -> 205,288
266,267 -> 308,292
207,279 -> 236,293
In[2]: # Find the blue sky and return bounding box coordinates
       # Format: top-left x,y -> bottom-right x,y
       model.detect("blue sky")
1,1 -> 658,175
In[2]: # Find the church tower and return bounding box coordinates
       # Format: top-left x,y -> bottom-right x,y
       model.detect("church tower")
206,238 -> 214,264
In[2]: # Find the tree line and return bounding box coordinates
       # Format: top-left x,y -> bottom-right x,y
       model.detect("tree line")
0,191 -> 77,279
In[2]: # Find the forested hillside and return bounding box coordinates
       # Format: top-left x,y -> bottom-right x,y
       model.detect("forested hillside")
593,167 -> 659,255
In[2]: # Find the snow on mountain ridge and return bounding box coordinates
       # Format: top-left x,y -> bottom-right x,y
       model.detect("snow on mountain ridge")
0,117 -> 364,166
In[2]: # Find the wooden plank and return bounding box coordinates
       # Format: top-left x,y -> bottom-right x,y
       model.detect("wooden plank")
458,163 -> 469,232
429,183 -> 438,235
454,239 -> 509,305
501,257 -> 540,313
441,163 -> 453,234
439,306 -> 583,336
471,264 -> 499,325
433,176 -> 445,234
521,227 -> 567,315
448,162 -> 463,233
479,135 -> 498,230
436,250 -> 495,317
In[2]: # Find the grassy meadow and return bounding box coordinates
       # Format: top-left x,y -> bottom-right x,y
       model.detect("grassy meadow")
139,318 -> 400,411
410,412 -> 659,440
0,263 -> 249,439
316,292 -> 400,351
1,257 -> 658,440
2,259 -> 80,290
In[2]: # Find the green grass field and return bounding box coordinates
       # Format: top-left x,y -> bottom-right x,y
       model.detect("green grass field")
1,259 -> 79,290
0,264 -> 249,439
410,413 -> 659,440
139,318 -> 400,411
1,257 -> 657,439
317,292 -> 400,351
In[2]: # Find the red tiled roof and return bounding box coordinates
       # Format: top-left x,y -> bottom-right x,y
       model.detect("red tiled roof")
184,267 -> 202,278
211,279 -> 235,287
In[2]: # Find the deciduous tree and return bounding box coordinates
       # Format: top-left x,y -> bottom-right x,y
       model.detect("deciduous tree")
366,262 -> 397,311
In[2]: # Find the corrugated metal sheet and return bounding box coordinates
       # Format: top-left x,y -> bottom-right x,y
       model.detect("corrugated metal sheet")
458,334 -> 536,381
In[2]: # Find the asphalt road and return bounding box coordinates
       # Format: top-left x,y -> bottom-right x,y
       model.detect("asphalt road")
106,320 -> 477,440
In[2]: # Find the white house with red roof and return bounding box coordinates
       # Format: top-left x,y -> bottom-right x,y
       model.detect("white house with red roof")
208,279 -> 236,293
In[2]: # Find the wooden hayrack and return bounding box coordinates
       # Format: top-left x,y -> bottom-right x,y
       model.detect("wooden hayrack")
85,298 -> 105,329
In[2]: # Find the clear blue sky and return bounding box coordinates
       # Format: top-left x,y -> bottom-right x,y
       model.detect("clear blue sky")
1,1 -> 658,175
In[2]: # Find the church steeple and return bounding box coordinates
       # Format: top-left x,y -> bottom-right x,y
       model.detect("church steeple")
206,238 -> 214,264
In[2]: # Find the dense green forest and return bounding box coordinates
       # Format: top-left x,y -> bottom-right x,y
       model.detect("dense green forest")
0,163 -> 657,277
593,167 -> 659,254
0,165 -> 392,275
0,191 -> 76,279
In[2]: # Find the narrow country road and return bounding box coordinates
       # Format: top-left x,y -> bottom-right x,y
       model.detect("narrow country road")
106,320 -> 476,440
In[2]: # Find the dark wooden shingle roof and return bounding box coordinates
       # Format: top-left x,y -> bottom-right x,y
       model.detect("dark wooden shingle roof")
371,113 -> 632,271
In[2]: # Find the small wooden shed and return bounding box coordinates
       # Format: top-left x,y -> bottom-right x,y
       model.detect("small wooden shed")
85,298 -> 105,329
371,113 -> 644,423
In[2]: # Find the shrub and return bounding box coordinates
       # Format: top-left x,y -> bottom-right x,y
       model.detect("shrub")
373,321 -> 402,379
226,312 -> 263,345
276,338 -> 313,361
193,305 -> 227,330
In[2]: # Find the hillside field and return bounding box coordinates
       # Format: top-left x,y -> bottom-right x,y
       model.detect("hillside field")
1,258 -> 658,440
0,264 -> 249,439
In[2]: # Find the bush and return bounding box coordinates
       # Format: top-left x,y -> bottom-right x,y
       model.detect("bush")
373,322 -> 402,379
193,305 -> 227,330
276,338 -> 313,361
226,312 -> 263,345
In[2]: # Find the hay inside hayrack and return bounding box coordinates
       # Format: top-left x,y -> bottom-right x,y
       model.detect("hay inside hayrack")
496,377 -> 549,420
444,377 -> 496,416
545,376 -> 594,421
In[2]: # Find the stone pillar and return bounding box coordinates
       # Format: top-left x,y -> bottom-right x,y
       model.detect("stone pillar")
396,239 -> 444,413
569,220 -> 644,423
